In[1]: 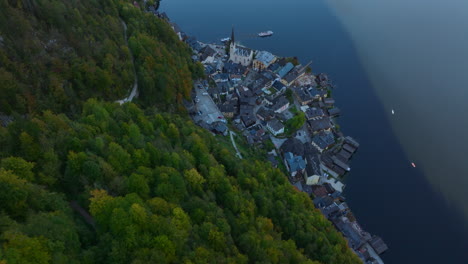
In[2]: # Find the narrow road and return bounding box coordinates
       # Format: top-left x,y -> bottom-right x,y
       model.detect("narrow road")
116,19 -> 139,105
229,131 -> 243,159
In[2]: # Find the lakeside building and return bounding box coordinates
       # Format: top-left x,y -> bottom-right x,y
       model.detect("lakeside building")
229,28 -> 253,66
253,51 -> 277,71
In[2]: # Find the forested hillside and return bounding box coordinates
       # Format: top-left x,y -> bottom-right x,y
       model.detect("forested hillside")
0,0 -> 360,263
0,0 -> 201,114
0,100 -> 360,263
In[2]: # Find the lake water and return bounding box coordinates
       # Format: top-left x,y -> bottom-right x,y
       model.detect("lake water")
161,0 -> 468,262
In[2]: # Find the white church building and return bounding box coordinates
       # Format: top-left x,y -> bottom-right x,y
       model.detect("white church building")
229,28 -> 254,67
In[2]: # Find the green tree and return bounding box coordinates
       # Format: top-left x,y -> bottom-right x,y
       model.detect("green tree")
0,157 -> 34,182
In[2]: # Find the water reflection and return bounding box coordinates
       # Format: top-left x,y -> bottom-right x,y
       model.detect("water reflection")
326,0 -> 468,223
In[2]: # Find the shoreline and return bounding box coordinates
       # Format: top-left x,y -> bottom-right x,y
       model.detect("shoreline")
150,7 -> 387,264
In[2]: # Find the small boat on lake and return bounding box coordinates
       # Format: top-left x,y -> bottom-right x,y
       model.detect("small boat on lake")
220,37 -> 231,43
391,109 -> 395,115
258,30 -> 273,37
411,162 -> 416,168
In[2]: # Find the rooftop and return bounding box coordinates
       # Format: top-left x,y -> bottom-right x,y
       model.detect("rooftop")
312,131 -> 335,150
267,118 -> 284,132
255,51 -> 276,65
278,62 -> 294,78
284,152 -> 306,172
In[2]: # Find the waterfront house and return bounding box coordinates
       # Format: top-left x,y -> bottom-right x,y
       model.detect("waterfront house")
278,62 -> 294,79
281,65 -> 305,86
271,96 -> 290,113
305,107 -> 326,120
253,51 -> 277,71
332,156 -> 351,172
345,136 -> 360,148
292,86 -> 314,105
343,143 -> 357,153
317,73 -> 330,87
369,236 -> 388,255
309,117 -> 332,133
271,80 -> 286,93
308,87 -> 327,100
284,152 -> 307,177
324,98 -> 335,106
266,119 -> 285,136
328,107 -> 341,117
337,149 -> 352,161
312,131 -> 335,152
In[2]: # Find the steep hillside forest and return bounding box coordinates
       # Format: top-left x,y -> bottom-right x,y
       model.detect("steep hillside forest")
0,0 -> 361,263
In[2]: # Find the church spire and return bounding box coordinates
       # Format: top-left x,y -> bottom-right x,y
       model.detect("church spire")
231,26 -> 235,44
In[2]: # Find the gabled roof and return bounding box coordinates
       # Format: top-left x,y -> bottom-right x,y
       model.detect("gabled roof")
285,152 -> 306,172
281,138 -> 305,157
255,51 -> 276,65
201,46 -> 217,61
234,45 -> 252,57
272,80 -> 286,91
309,117 -> 332,132
267,119 -> 284,132
305,107 -> 325,120
271,96 -> 289,111
312,131 -> 335,149
278,62 -> 294,78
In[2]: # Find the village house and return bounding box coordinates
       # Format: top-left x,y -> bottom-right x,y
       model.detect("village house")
229,74 -> 242,84
268,62 -> 282,73
278,62 -> 294,79
200,46 -> 217,64
266,118 -> 285,136
281,65 -> 305,86
292,86 -> 314,105
219,103 -> 236,118
253,50 -> 277,71
312,131 -> 335,152
308,87 -> 327,101
317,73 -> 329,87
229,28 -> 253,66
324,98 -> 335,106
284,152 -> 307,178
211,121 -> 228,136
256,107 -> 274,121
212,73 -> 229,83
271,96 -> 290,113
305,107 -> 326,120
328,107 -> 341,117
271,80 -> 286,93
223,62 -> 246,75
309,117 -> 333,133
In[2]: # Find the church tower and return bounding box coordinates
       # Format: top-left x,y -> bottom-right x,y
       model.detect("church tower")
229,26 -> 236,61
230,26 -> 235,44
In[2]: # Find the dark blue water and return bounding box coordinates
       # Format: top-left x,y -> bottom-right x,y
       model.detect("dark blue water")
161,0 -> 468,263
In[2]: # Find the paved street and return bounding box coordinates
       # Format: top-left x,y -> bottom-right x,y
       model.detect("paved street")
193,82 -> 223,124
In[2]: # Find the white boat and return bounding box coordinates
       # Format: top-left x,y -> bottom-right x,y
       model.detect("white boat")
411,162 -> 416,168
258,30 -> 273,37
391,109 -> 395,115
220,37 -> 231,42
